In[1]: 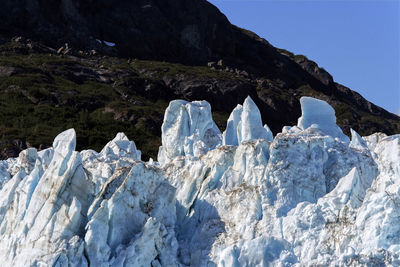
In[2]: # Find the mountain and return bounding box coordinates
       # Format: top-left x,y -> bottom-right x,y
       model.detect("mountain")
0,96 -> 399,266
0,0 -> 399,160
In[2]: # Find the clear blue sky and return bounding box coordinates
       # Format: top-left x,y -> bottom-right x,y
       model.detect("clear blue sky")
208,0 -> 400,115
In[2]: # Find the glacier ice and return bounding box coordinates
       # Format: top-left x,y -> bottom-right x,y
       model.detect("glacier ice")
100,132 -> 141,160
223,96 -> 273,145
0,96 -> 399,266
297,96 -> 349,143
0,130 -> 178,266
350,128 -> 368,150
223,104 -> 242,146
264,124 -> 274,142
158,100 -> 222,164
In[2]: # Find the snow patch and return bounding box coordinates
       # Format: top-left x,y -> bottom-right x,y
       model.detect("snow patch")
96,39 -> 116,47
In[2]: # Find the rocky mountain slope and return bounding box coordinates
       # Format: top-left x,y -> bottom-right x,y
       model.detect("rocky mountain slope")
0,96 -> 399,266
0,0 -> 399,159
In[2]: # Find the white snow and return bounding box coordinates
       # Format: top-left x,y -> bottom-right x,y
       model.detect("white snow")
0,96 -> 399,266
104,41 -> 116,47
96,39 -> 116,47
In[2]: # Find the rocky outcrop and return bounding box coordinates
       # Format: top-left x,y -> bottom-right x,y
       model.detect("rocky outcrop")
0,0 -> 235,64
0,139 -> 28,159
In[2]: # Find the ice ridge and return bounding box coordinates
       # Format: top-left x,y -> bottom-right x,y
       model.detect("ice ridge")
0,96 -> 399,266
223,96 -> 273,146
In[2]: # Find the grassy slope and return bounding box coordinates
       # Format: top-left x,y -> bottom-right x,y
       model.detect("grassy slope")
0,43 -> 232,159
1,41 -> 399,160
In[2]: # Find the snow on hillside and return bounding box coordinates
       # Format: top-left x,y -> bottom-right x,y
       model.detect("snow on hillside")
0,96 -> 399,266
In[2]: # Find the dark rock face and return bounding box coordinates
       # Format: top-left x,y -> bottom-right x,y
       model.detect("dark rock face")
0,0 -> 310,78
0,140 -> 28,159
0,0 -> 235,64
0,66 -> 19,77
294,56 -> 333,86
163,75 -> 258,112
0,0 -> 399,160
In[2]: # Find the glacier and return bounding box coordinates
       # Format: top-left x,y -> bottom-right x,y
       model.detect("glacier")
0,96 -> 399,266
223,96 -> 273,146
158,100 -> 222,165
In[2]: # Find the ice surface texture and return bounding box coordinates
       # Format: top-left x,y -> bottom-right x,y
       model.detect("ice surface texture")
158,100 -> 222,164
223,96 -> 273,146
0,96 -> 399,266
297,96 -> 349,142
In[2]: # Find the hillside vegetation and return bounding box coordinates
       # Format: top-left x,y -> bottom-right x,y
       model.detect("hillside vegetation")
0,39 -> 399,160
